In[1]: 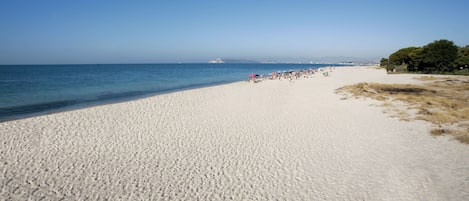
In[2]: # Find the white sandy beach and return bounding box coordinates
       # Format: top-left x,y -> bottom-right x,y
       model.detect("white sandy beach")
1,67 -> 468,200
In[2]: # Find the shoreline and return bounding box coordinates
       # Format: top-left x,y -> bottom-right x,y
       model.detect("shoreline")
1,66 -> 468,200
0,64 -> 340,123
0,80 -> 238,123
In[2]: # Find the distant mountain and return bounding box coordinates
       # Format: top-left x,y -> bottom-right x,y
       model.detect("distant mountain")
257,57 -> 380,65
310,56 -> 381,64
208,57 -> 380,65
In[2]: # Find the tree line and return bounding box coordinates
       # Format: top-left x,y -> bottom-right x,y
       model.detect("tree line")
380,39 -> 469,74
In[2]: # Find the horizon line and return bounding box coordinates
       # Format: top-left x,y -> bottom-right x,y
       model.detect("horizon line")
0,62 -> 373,66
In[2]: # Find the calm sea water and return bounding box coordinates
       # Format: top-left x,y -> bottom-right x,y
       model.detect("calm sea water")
0,63 -> 336,121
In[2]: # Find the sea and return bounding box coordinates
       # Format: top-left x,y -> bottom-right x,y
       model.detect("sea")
0,63 -> 340,122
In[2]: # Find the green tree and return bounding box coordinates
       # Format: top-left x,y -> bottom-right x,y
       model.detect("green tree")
389,47 -> 419,66
380,58 -> 396,72
456,45 -> 469,68
408,47 -> 423,71
380,57 -> 389,66
421,39 -> 458,72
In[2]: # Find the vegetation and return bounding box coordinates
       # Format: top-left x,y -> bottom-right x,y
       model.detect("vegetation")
382,39 -> 469,75
349,39 -> 469,143
337,76 -> 469,144
456,45 -> 469,68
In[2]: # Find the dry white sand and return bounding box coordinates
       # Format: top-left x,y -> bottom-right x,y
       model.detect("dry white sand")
1,67 -> 468,200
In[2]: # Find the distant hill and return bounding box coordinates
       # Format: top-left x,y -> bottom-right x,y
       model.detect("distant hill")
208,57 -> 380,65
259,56 -> 380,64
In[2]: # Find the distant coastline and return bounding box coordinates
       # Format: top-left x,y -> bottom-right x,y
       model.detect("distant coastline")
0,57 -> 379,66
208,57 -> 378,66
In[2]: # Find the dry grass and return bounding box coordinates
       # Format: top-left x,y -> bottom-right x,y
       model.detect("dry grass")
414,76 -> 453,81
337,76 -> 469,144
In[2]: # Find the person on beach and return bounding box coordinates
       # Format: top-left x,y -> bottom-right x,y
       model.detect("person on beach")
249,73 -> 257,83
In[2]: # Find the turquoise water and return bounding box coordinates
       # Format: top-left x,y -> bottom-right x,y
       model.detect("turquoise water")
0,63 -> 337,121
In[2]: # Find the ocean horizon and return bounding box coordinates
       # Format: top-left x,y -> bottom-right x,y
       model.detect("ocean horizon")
0,63 -> 343,121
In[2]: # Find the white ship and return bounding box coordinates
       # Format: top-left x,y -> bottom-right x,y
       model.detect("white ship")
208,58 -> 225,63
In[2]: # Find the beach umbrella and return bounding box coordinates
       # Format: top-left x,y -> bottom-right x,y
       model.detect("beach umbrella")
249,73 -> 257,78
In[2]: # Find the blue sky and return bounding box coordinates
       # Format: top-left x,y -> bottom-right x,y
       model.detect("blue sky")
1,0 -> 468,64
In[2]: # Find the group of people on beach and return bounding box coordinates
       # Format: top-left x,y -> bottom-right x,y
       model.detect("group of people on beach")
248,67 -> 334,83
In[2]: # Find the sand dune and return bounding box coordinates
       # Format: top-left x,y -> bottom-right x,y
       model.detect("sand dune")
1,67 -> 468,200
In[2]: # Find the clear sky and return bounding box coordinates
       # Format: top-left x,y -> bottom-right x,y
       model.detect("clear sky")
1,0 -> 468,64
